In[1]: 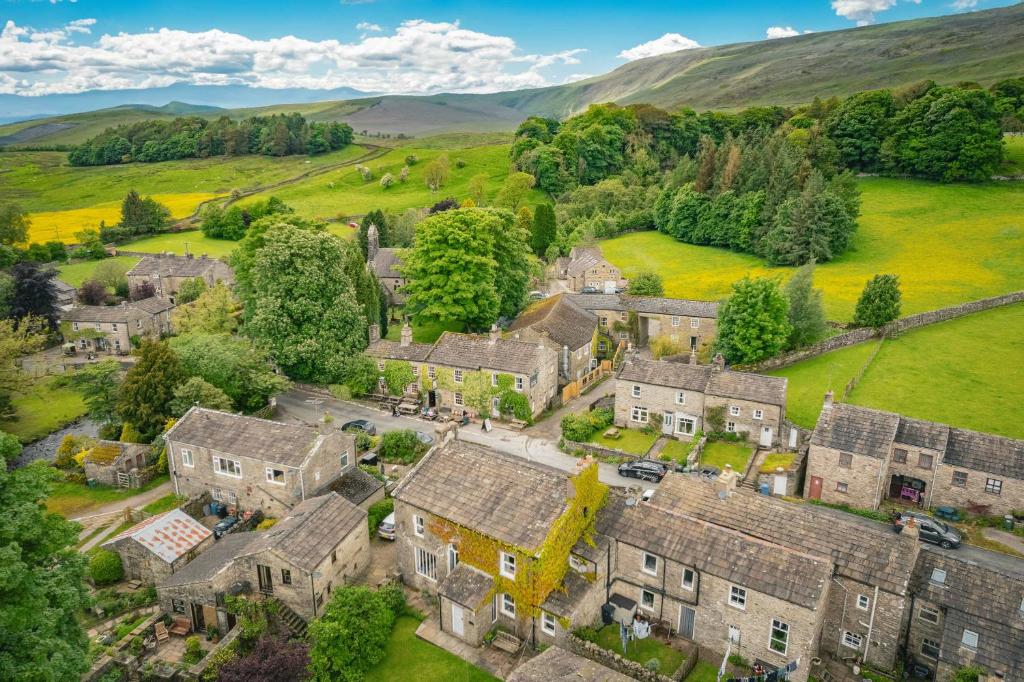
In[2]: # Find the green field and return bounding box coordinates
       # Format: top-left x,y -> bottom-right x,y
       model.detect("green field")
601,177 -> 1024,321
771,303 -> 1024,438
1002,135 -> 1024,176
364,616 -> 497,682
57,255 -> 141,286
0,376 -> 87,443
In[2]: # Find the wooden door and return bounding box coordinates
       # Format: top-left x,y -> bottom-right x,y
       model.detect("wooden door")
257,564 -> 273,594
678,605 -> 695,639
808,476 -> 823,500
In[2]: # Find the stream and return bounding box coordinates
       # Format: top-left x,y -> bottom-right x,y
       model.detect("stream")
12,419 -> 100,468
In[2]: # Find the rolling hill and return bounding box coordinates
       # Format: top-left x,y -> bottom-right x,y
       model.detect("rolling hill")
2,3 -> 1022,143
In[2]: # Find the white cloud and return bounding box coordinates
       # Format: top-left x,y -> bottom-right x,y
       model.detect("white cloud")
831,0 -> 898,25
356,22 -> 382,32
951,0 -> 978,8
617,33 -> 700,61
765,26 -> 814,39
0,18 -> 586,97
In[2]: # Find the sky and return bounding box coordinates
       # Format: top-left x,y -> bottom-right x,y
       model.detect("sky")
0,0 -> 1017,98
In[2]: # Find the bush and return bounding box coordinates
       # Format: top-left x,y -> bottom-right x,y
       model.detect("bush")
561,408 -> 614,442
498,390 -> 532,423
378,430 -> 425,464
367,498 -> 394,532
347,429 -> 373,452
183,635 -> 204,665
650,334 -> 685,359
573,626 -> 599,643
307,586 -> 400,681
88,549 -> 124,586
256,518 -> 278,530
728,653 -> 750,668
854,274 -> 902,328
644,658 -> 661,672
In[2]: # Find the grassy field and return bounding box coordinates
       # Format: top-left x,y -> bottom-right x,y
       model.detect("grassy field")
700,441 -> 754,472
591,623 -> 686,674
364,616 -> 497,682
601,177 -> 1024,321
771,303 -> 1024,438
1002,135 -> 1024,175
0,376 -> 87,443
45,475 -> 169,518
590,428 -> 659,455
57,255 -> 140,286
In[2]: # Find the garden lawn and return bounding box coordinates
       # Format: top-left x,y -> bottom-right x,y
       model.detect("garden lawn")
759,452 -> 797,473
772,302 -> 1024,438
659,438 -> 696,463
57,256 -> 141,286
685,661 -> 722,682
0,376 -> 86,443
590,428 -> 659,455
700,441 -> 754,473
600,177 -> 1024,321
591,623 -> 686,674
364,616 -> 497,682
45,475 -> 170,518
142,493 -> 185,515
384,317 -> 464,344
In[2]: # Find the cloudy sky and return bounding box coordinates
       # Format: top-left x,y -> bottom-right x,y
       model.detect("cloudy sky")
0,0 -> 1012,98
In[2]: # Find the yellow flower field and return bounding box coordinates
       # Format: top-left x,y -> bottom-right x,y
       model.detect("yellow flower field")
26,192 -> 221,244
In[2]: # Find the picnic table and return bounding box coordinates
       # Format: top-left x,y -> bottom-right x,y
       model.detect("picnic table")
603,427 -> 621,439
398,401 -> 420,415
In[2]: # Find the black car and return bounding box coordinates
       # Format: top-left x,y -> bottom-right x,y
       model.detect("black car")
617,459 -> 669,482
895,511 -> 962,549
342,419 -> 377,435
580,286 -> 601,294
213,515 -> 238,539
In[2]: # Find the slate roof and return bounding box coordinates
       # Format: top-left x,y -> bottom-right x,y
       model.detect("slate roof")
810,403 -> 900,458
159,533 -> 258,588
438,563 -> 493,609
370,248 -> 404,279
61,298 -> 170,324
911,548 -> 1024,678
128,254 -> 230,279
166,407 -> 321,468
565,251 -> 614,277
328,467 -> 385,507
653,474 -> 917,595
894,417 -> 950,452
53,278 -> 76,294
944,428 -> 1024,479
567,294 -> 718,319
507,294 -> 598,350
618,357 -> 785,406
507,646 -> 634,682
394,440 -> 569,550
428,332 -> 546,376
129,296 -> 175,315
104,509 -> 212,564
365,339 -> 432,362
541,567 -> 598,618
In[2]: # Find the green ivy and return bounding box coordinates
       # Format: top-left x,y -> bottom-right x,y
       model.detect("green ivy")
382,360 -> 416,396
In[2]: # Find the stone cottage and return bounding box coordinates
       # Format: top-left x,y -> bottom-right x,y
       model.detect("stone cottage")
53,278 -> 77,310
614,356 -> 789,448
366,223 -> 406,306
562,247 -> 625,294
805,394 -> 1024,515
82,440 -> 154,487
61,297 -> 175,355
126,253 -> 234,303
101,508 -> 213,584
507,294 -> 599,384
157,492 -> 368,633
568,293 -> 718,353
165,407 -> 357,517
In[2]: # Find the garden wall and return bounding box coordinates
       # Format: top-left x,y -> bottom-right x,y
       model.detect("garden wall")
564,439 -> 643,462
566,633 -> 695,682
743,291 -> 1024,372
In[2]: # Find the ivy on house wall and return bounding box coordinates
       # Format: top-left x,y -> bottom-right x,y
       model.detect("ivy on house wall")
423,365 -> 517,416
382,360 -> 416,396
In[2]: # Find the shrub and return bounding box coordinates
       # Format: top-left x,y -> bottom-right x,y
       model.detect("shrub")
378,429 -> 425,464
307,586 -> 399,681
405,154 -> 418,165
367,498 -> 394,532
854,274 -> 902,328
573,626 -> 599,643
644,658 -> 661,672
650,334 -> 685,359
328,383 -> 352,400
455,158 -> 467,168
561,413 -> 595,442
256,518 -> 278,530
498,390 -> 532,423
728,653 -> 749,668
88,549 -> 124,586
347,430 -> 373,452
183,636 -> 204,665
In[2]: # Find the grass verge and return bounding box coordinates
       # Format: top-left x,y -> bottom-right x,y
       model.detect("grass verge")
0,376 -> 86,443
45,474 -> 170,518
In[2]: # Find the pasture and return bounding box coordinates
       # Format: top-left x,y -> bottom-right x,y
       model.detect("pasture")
601,176 -> 1024,321
770,302 -> 1024,438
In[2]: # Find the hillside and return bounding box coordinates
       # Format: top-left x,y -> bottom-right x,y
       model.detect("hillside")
1,4 -> 1022,143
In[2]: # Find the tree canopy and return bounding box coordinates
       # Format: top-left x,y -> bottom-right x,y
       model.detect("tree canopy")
853,274 -> 902,328
117,339 -> 186,440
715,276 -> 792,364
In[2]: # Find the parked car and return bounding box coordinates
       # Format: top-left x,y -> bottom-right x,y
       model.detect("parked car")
894,511 -> 962,549
617,459 -> 668,482
377,512 -> 396,541
699,465 -> 721,481
415,431 -> 434,446
213,515 -> 238,539
614,286 -> 626,294
580,286 -> 600,294
342,419 -> 377,435
528,290 -> 547,301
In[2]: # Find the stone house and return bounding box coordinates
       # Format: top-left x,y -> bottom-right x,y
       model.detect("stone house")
61,297 -> 175,355
568,293 -> 718,353
157,492 -> 368,633
614,356 -> 789,448
53,278 -> 76,310
562,247 -> 625,294
805,395 -> 1024,515
83,440 -> 154,487
366,223 -> 406,306
906,547 -> 1024,680
507,294 -> 599,384
392,440 -> 608,649
165,407 -> 357,517
101,508 -> 213,584
126,253 -> 234,303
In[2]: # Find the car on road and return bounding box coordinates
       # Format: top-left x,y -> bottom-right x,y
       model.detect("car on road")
528,290 -> 547,301
342,419 -> 377,435
894,511 -> 962,548
213,516 -> 238,539
617,459 -> 669,482
377,512 -> 396,541
415,431 -> 434,446
580,286 -> 601,294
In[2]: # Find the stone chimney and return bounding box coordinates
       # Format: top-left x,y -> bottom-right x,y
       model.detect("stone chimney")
489,324 -> 500,345
715,464 -> 739,498
366,223 -> 380,262
368,324 -> 381,343
712,353 -> 725,372
901,516 -> 919,541
400,322 -> 413,347
823,390 -> 835,410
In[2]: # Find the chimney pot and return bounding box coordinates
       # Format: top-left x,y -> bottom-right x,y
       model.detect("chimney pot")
400,322 -> 412,347
489,324 -> 500,345
712,353 -> 725,371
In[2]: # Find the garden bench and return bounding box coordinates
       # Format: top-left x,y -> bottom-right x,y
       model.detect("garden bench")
492,630 -> 522,653
509,419 -> 528,430
168,617 -> 191,637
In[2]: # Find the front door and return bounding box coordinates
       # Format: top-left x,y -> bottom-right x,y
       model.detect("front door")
451,603 -> 465,637
662,412 -> 674,435
808,476 -> 823,500
678,605 -> 695,639
257,564 -> 273,594
759,426 -> 773,447
191,602 -> 205,631
773,474 -> 787,496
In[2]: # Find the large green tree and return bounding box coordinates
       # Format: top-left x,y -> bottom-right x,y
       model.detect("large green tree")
68,359 -> 122,426
170,377 -> 234,416
853,274 -> 902,328
171,281 -> 239,335
762,171 -> 856,266
784,263 -> 826,350
119,190 -> 170,235
308,586 -> 400,682
170,333 -> 290,413
0,317 -> 45,417
492,208 -> 535,320
0,203 -> 30,246
825,89 -> 895,172
530,203 -> 557,258
10,263 -> 59,330
0,434 -> 89,681
627,271 -> 664,297
715,276 -> 792,364
117,339 -> 186,440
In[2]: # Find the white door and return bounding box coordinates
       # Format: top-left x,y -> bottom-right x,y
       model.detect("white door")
759,426 -> 773,447
662,412 -> 674,435
451,603 -> 464,637
788,428 -> 799,449
491,397 -> 500,418
604,280 -> 616,293
773,474 -> 787,496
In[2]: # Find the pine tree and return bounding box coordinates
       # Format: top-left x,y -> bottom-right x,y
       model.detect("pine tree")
853,274 -> 901,328
784,263 -> 826,349
117,339 -> 186,441
530,203 -> 557,258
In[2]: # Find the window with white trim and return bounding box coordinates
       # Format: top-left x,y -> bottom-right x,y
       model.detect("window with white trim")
728,585 -> 747,609
918,605 -> 940,624
690,319 -> 699,329
631,406 -> 648,424
213,456 -> 242,478
856,594 -> 870,611
671,316 -> 680,327
501,593 -> 515,617
640,589 -> 655,611
500,552 -> 516,579
112,323 -> 118,331
677,417 -> 696,435
921,638 -> 940,659
681,568 -> 695,590
753,409 -> 763,420
181,448 -> 194,468
412,365 -> 419,377
985,478 -> 1002,495
632,384 -> 642,398
930,568 -> 946,585
769,619 -> 789,654
541,612 -> 556,635
726,421 -> 736,433
340,451 -> 349,468
265,468 -> 285,484
642,552 -> 658,575
842,631 -> 862,650
454,369 -> 463,383
491,373 -> 498,386
961,629 -> 978,651
676,392 -> 686,405
515,376 -> 524,391
415,547 -> 436,581
414,515 -> 424,537
729,405 -> 740,416
72,322 -> 79,331
454,392 -> 464,406
428,366 -> 436,379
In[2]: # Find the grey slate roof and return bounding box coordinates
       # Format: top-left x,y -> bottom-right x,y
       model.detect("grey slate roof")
428,332 -> 546,376
507,294 -> 598,350
811,403 -> 900,458
618,357 -> 786,406
944,428 -> 1024,479
328,467 -> 385,507
567,293 -> 718,319
129,296 -> 175,315
159,533 -> 258,588
61,297 -> 171,324
541,567 -> 599,618
654,474 -> 918,595
706,368 -> 787,407
565,251 -> 613,277
438,563 -> 493,609
507,646 -> 634,682
366,339 -> 433,362
128,254 -> 231,279
394,440 -> 569,550
894,417 -> 950,452
166,407 -> 320,468
370,248 -> 404,279
53,279 -> 76,294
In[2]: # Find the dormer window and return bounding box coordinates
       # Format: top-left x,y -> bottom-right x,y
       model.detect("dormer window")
930,568 -> 946,585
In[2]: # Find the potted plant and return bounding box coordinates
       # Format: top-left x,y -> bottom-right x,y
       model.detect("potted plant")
207,626 -> 220,643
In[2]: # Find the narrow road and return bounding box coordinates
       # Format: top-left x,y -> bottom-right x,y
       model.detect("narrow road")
276,388 -> 643,489
73,479 -> 174,553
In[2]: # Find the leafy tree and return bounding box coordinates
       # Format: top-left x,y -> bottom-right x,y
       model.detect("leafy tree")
170,376 -> 234,415
92,259 -> 131,291
69,359 -> 122,426
172,282 -> 239,335
826,89 -> 895,171
10,262 -> 58,329
308,585 -> 402,682
357,209 -> 390,258
117,339 -> 186,440
424,155 -> 450,191
0,317 -> 45,417
87,549 -> 124,586
119,190 -> 170,235
530,203 -> 557,258
0,437 -> 89,680
784,263 -> 826,349
170,333 -> 290,413
715,276 -> 791,364
78,279 -> 108,306
493,208 -> 535,319
0,203 -> 30,245
627,271 -> 664,297
218,636 -> 310,682
947,666 -> 985,682
176,277 -> 207,305
853,274 -> 901,328
0,273 -> 11,319
468,173 -> 488,206
378,429 -> 427,464
243,225 -> 367,384
494,171 -> 535,211
129,281 -> 156,301
428,197 -> 459,214
381,361 -> 415,396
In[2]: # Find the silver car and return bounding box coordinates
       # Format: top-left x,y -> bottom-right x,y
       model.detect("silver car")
377,512 -> 396,541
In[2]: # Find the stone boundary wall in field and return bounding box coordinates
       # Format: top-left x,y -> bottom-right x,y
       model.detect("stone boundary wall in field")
743,291 -> 1024,372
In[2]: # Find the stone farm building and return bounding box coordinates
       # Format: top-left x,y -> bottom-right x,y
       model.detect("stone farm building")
53,278 -> 76,310
61,297 -> 174,355
157,492 -> 368,634
568,293 -> 718,354
556,247 -> 626,294
507,293 -> 599,384
101,508 -> 213,584
126,253 -> 234,303
366,223 -> 406,306
82,440 -> 154,487
805,395 -> 1024,515
165,407 -> 357,517
615,356 -> 790,448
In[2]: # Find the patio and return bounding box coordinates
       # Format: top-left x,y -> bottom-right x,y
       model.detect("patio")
415,614 -> 530,679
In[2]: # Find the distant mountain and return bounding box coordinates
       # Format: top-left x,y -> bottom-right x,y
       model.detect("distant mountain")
2,4 -> 1022,141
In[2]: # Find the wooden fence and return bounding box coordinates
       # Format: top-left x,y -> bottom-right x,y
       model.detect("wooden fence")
561,359 -> 613,403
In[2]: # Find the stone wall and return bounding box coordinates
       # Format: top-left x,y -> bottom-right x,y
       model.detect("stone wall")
563,439 -> 646,462
566,632 -> 692,682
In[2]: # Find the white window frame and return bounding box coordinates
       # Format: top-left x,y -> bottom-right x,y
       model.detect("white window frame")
491,373 -> 498,387
681,568 -> 695,590
690,318 -> 700,329
414,515 -> 425,537
856,594 -> 870,611
632,384 -> 642,398
412,365 -> 419,377
180,448 -> 194,468
921,637 -> 940,659
340,451 -> 349,468
753,409 -> 763,420
918,605 -> 940,624
642,552 -> 658,576
769,619 -> 789,655
213,456 -> 242,478
428,366 -> 436,379
640,589 -> 655,611
726,421 -> 736,433
631,406 -> 648,424
842,631 -> 863,651
569,554 -> 587,572
541,611 -> 556,635
453,369 -> 463,384
453,392 -> 464,407
72,322 -> 79,331
728,585 -> 747,610
515,376 -> 524,391
414,546 -> 436,581
985,478 -> 1002,495
675,392 -> 686,405
671,316 -> 680,327
265,467 -> 285,485
501,593 -> 516,618
961,629 -> 978,651
677,417 -> 696,435
729,405 -> 740,416
500,552 -> 516,579
930,568 -> 946,585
